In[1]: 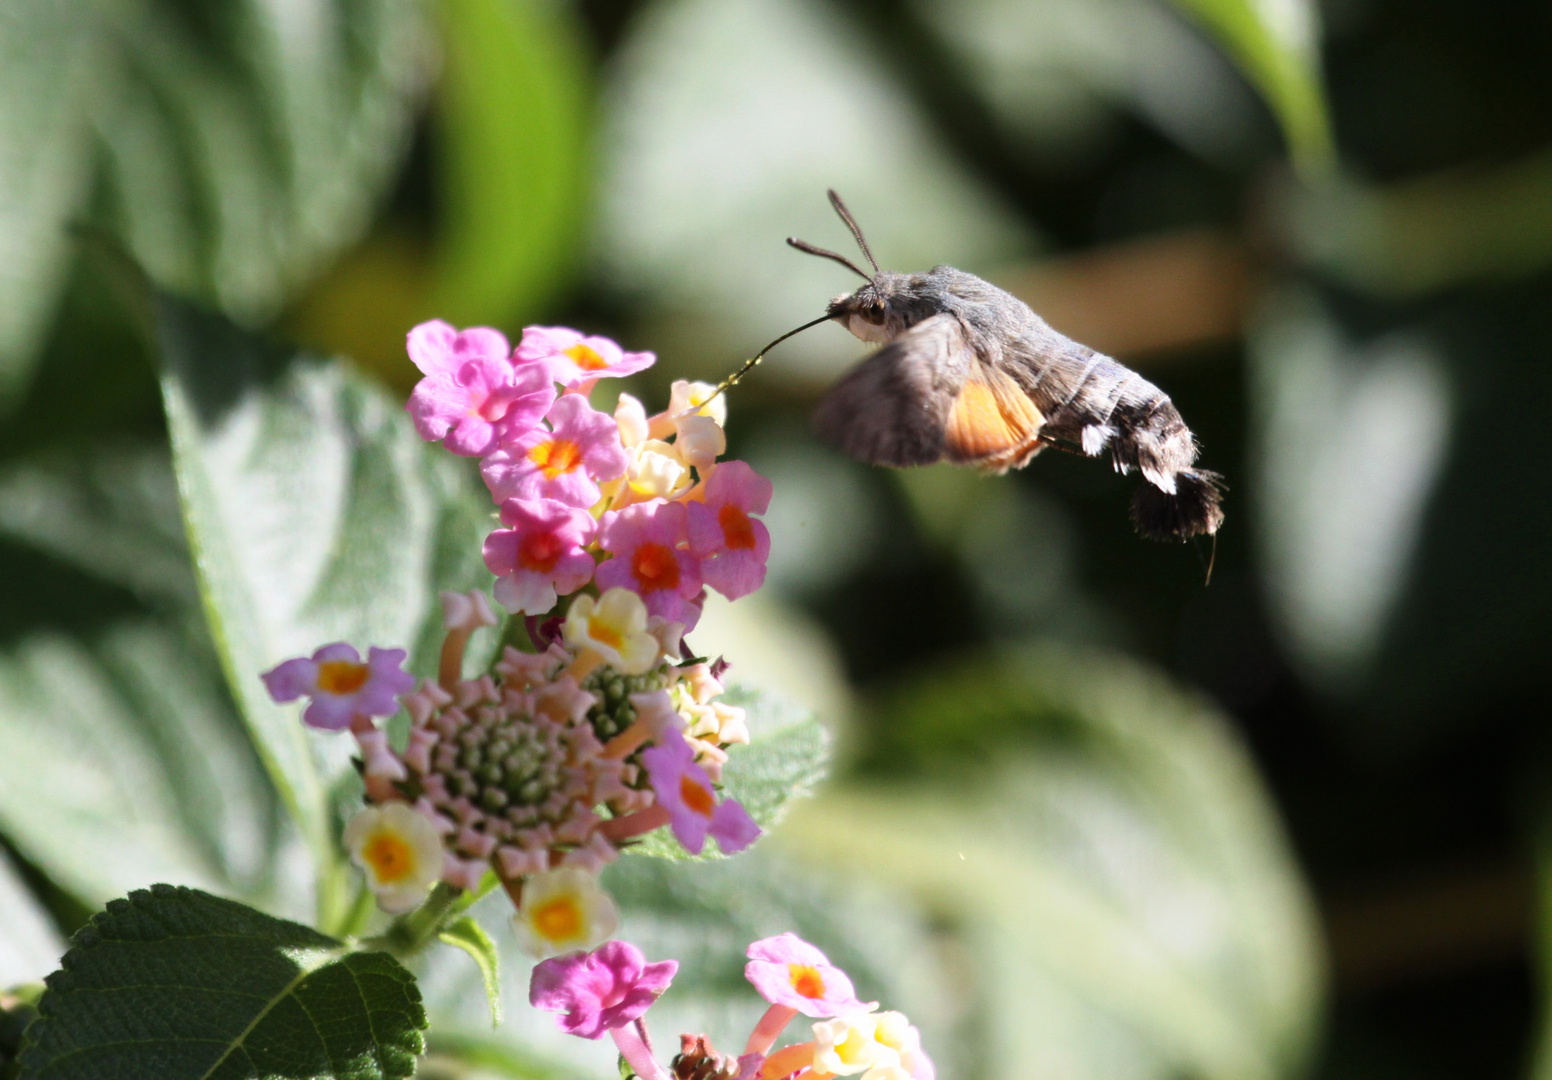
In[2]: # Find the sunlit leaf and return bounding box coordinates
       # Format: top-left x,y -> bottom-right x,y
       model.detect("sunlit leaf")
155,292 -> 496,922
0,0 -> 430,404
786,642 -> 1324,1080
0,620 -> 279,913
1163,0 -> 1333,176
19,885 -> 425,1080
0,443 -> 292,921
0,850 -> 64,987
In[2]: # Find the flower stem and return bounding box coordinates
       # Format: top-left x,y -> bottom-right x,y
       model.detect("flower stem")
745,1004 -> 798,1056
338,878 -> 378,940
601,718 -> 653,759
758,1041 -> 817,1080
367,882 -> 462,957
439,628 -> 472,689
612,1022 -> 670,1080
598,804 -> 671,842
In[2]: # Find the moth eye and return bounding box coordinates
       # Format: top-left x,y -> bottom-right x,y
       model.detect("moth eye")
861,303 -> 886,324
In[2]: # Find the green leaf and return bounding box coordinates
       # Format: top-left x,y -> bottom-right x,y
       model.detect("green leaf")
429,0 -> 592,327
0,441 -> 298,925
783,642 -> 1324,1080
1163,0 -> 1334,177
0,618 -> 281,912
626,684 -> 829,860
0,0 -> 430,403
154,292 -> 496,922
438,917 -> 501,1027
18,884 -> 425,1080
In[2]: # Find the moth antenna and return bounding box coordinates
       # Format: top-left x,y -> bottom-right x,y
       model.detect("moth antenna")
827,189 -> 881,275
786,237 -> 872,282
1205,532 -> 1218,586
704,313 -> 835,404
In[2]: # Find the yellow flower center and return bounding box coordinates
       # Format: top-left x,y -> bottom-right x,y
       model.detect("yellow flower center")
532,896 -> 584,942
527,438 -> 583,479
588,616 -> 625,652
835,1027 -> 872,1066
317,660 -> 370,695
564,343 -> 610,371
787,963 -> 827,999
680,774 -> 716,818
363,832 -> 415,884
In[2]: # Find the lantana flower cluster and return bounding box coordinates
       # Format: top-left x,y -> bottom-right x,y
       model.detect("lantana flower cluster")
530,932 -> 934,1080
262,322 -> 775,957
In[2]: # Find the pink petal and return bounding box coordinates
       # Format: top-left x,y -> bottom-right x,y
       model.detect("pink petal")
261,657 -> 317,703
710,799 -> 760,854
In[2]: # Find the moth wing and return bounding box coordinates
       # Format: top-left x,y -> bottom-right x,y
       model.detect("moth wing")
812,313 -> 970,467
942,360 -> 1046,473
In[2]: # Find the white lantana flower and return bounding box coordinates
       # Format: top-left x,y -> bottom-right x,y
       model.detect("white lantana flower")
343,803 -> 446,914
512,866 -> 620,957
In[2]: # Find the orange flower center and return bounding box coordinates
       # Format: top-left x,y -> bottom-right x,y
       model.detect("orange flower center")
564,343 -> 610,371
317,660 -> 370,695
680,774 -> 716,817
363,833 -> 414,883
527,438 -> 583,480
532,896 -> 583,941
587,616 -> 625,652
518,530 -> 563,572
718,503 -> 756,550
632,542 -> 680,591
787,964 -> 827,999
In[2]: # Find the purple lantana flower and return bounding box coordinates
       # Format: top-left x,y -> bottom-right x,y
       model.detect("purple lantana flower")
529,940 -> 678,1039
405,320 -> 556,457
687,460 -> 772,601
261,643 -> 414,730
517,326 -> 656,391
744,933 -> 861,1018
483,498 -> 598,614
641,728 -> 759,856
595,500 -> 704,628
482,394 -> 630,509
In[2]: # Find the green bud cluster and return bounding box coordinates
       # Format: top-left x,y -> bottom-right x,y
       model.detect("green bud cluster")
583,663 -> 674,742
431,703 -> 572,826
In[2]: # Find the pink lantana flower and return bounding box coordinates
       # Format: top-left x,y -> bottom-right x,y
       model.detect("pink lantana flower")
686,460 -> 772,601
744,933 -> 862,1018
483,498 -> 598,614
483,395 -> 630,509
595,501 -> 704,627
405,320 -> 556,457
261,643 -> 414,730
517,326 -> 655,392
640,728 -> 759,855
529,940 -> 678,1040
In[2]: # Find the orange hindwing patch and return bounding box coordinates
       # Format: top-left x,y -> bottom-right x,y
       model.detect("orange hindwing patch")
943,369 -> 1045,471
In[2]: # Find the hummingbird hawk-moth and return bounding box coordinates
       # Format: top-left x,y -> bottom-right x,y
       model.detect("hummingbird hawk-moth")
724,191 -> 1225,542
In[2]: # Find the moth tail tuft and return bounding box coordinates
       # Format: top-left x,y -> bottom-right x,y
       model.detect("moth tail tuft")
1131,470 -> 1225,541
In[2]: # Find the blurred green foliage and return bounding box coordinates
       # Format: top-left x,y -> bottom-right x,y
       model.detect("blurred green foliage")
4,0 -> 1552,1077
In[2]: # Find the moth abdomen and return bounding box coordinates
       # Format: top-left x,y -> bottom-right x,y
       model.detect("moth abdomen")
1131,469 -> 1225,541
1021,346 -> 1221,538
